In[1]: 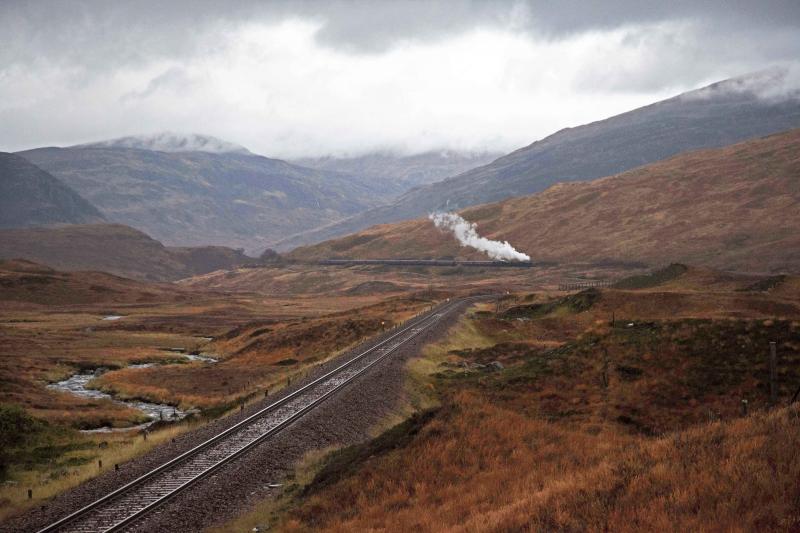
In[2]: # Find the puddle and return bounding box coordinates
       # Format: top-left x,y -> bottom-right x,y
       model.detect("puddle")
102,315 -> 123,321
47,365 -> 186,432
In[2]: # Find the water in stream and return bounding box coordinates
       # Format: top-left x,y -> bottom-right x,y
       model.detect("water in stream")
47,364 -> 188,432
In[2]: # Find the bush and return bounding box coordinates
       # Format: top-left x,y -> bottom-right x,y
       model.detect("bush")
0,404 -> 44,479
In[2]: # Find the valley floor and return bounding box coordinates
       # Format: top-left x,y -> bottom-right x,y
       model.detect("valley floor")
2,261 -> 799,530
214,266 -> 800,532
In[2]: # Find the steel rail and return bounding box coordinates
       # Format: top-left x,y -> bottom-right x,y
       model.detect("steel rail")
39,297 -> 473,533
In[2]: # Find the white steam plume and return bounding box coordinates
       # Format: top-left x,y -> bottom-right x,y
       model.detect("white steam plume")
429,212 -> 530,262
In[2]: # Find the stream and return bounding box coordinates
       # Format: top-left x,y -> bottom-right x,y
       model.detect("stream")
47,354 -> 217,432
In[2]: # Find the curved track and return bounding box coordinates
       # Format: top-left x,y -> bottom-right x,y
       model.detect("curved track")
39,297 -> 475,533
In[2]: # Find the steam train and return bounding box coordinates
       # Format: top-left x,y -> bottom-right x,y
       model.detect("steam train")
319,258 -> 533,268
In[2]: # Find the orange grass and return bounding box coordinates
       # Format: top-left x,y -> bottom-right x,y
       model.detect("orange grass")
276,285 -> 800,532
284,392 -> 800,532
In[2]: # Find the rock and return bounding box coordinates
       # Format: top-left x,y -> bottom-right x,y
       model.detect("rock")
488,361 -> 505,371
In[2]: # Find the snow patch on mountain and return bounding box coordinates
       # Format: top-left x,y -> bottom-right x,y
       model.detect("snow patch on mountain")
78,133 -> 251,154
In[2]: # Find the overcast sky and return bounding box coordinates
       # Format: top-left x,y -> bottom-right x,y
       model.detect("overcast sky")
1,0 -> 799,158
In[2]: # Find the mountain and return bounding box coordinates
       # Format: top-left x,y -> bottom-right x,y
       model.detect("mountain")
0,223 -> 258,281
276,68 -> 800,250
18,135 -> 397,252
292,150 -> 502,193
78,132 -> 251,154
289,128 -> 800,273
0,152 -> 105,228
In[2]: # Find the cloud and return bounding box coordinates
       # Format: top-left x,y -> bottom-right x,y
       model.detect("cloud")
681,65 -> 800,102
0,1 -> 798,157
120,67 -> 196,102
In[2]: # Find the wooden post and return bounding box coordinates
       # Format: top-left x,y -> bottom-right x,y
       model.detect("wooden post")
791,384 -> 800,405
115,463 -> 119,472
28,488 -> 32,500
741,399 -> 748,416
98,459 -> 102,469
770,341 -> 778,404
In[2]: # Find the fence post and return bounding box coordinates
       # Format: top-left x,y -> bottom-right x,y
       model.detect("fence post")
769,342 -> 778,404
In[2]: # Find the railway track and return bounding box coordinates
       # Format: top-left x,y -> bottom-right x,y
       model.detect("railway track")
39,297 -> 475,533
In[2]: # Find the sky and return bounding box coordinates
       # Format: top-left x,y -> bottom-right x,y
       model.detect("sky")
1,0 -> 799,158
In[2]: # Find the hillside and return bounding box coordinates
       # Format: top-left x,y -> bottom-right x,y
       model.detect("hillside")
277,69 -> 800,249
290,129 -> 800,273
0,259 -> 186,305
0,224 -> 257,281
219,267 -> 800,532
18,138 -> 397,252
0,153 -> 105,228
293,150 -> 502,193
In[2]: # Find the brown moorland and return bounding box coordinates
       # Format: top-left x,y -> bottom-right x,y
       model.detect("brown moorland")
224,265 -> 800,532
1,260 -> 472,429
0,260 -> 479,519
0,223 -> 257,281
289,128 -> 800,273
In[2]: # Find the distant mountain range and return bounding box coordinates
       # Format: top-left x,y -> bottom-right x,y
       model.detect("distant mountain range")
292,150 -> 502,191
0,152 -> 105,228
290,128 -> 800,273
277,68 -> 800,250
18,139 -> 398,252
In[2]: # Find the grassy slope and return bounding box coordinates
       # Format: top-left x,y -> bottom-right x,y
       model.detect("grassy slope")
240,268 -> 800,532
290,129 -> 800,273
0,224 -> 256,281
0,269 -> 441,521
0,259 -> 186,305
